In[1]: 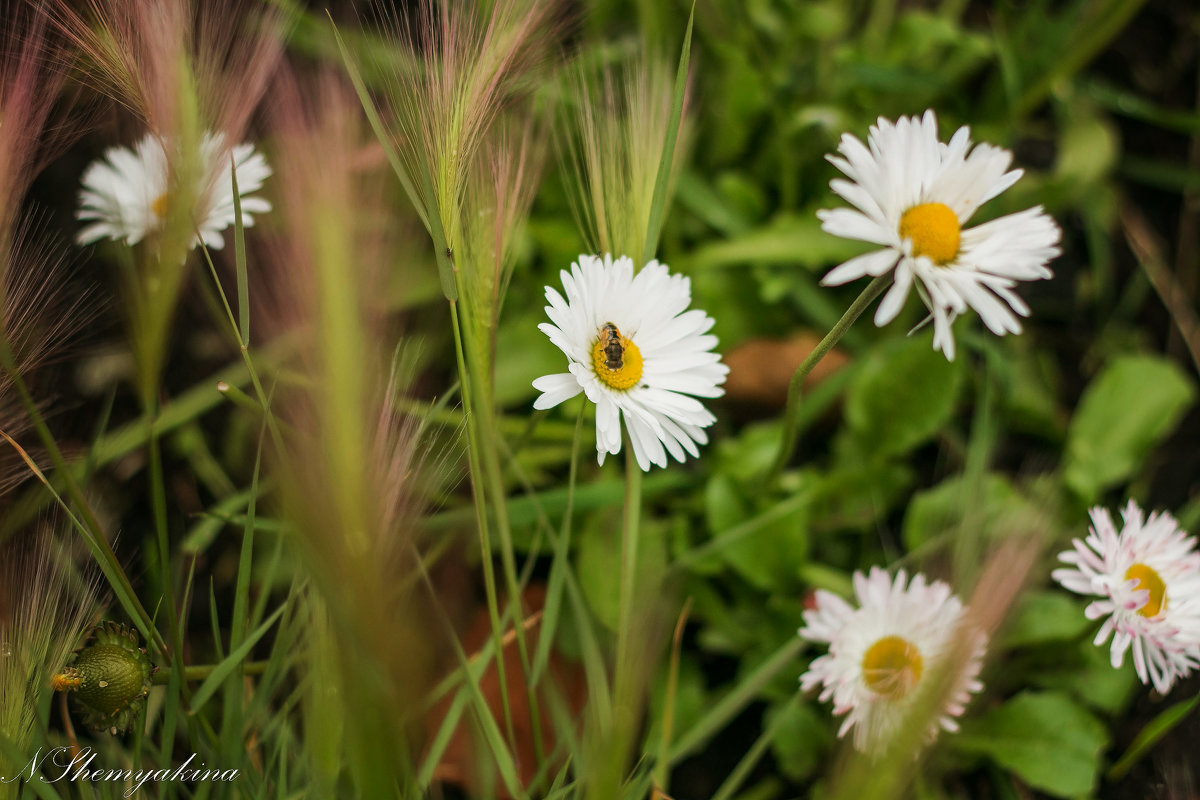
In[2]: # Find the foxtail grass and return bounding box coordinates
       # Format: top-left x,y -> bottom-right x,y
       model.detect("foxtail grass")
339,2 -> 562,782
0,530 -> 98,800
558,43 -> 691,267
261,69 -> 449,797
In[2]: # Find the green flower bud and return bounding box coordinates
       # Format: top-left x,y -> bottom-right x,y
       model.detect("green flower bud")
53,622 -> 155,735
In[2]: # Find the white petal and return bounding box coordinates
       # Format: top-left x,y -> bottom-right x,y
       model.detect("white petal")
821,249 -> 900,287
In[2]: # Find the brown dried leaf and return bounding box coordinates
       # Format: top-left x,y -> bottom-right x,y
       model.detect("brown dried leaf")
723,332 -> 850,408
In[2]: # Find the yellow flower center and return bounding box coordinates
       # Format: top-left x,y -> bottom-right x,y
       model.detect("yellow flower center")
52,670 -> 83,692
591,330 -> 643,391
898,202 -> 961,265
152,193 -> 170,219
861,635 -> 924,699
1125,563 -> 1167,618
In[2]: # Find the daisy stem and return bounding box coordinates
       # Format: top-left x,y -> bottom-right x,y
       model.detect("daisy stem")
448,298 -> 519,752
766,273 -> 891,482
594,438 -> 644,800
617,440 -> 643,666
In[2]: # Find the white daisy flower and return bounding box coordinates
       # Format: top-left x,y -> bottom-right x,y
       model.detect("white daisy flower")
76,131 -> 272,251
817,109 -> 1061,360
532,254 -> 729,471
799,567 -> 985,754
1051,500 -> 1200,694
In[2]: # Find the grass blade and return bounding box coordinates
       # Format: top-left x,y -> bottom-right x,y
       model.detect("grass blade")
1108,693 -> 1200,780
640,1 -> 694,268
667,637 -> 805,764
190,603 -> 286,712
231,154 -> 250,345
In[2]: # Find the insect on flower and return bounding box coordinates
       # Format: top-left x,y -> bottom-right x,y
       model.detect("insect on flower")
600,322 -> 625,371
532,254 -> 729,471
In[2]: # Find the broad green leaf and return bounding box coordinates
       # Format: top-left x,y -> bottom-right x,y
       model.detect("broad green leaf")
1000,345 -> 1065,440
845,336 -> 965,457
1064,355 -> 1195,500
704,475 -> 809,591
688,213 -> 865,269
713,421 -> 788,485
1000,591 -> 1091,649
953,691 -> 1108,798
767,699 -> 832,782
577,515 -> 667,631
811,436 -> 915,531
705,473 -> 748,533
494,311 -> 571,406
1029,640 -> 1138,716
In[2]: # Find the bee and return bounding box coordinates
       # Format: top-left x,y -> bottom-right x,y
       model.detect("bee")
600,322 -> 625,371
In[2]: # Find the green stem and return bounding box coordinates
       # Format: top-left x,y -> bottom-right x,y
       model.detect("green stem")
592,440 -> 644,800
147,411 -> 174,636
667,637 -> 805,764
448,299 -> 518,751
616,441 -> 643,676
198,242 -> 285,452
710,695 -> 801,800
153,661 -> 270,685
454,245 -> 546,766
478,396 -> 547,766
766,274 -> 891,482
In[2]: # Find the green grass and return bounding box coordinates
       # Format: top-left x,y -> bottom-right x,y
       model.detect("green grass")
1,1 -> 1196,799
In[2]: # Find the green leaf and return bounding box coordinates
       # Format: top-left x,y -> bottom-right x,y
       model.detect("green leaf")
577,515 -> 667,631
668,637 -> 806,765
953,691 -> 1108,798
767,699 -> 831,782
810,436 -> 915,531
706,472 -> 748,532
493,311 -> 571,406
1064,355 -> 1195,500
1028,640 -> 1137,716
1000,591 -> 1091,649
703,475 -> 809,591
845,336 -> 964,457
688,212 -> 866,269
